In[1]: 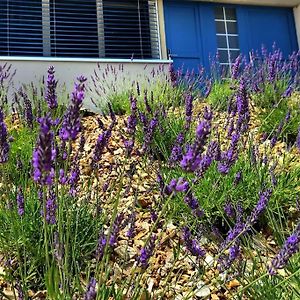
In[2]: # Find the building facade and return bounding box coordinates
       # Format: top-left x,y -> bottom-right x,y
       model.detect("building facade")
0,0 -> 300,107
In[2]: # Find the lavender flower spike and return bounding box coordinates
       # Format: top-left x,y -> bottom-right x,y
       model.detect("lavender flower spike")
296,126 -> 300,152
0,109 -> 10,163
17,188 -> 25,217
84,277 -> 97,300
183,227 -> 205,258
139,235 -> 156,268
32,114 -> 55,185
59,76 -> 87,141
45,190 -> 57,225
45,66 -> 58,109
269,222 -> 300,275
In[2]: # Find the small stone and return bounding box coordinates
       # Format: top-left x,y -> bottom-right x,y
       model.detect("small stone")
226,279 -> 240,289
195,281 -> 211,298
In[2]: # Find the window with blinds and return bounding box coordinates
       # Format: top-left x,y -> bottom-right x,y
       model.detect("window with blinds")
0,0 -> 160,59
50,0 -> 99,58
0,1 -> 43,56
103,0 -> 159,59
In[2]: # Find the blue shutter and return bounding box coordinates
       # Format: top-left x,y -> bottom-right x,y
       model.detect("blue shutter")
0,0 -> 43,56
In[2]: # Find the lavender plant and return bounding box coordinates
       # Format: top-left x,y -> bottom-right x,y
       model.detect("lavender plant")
0,51 -> 299,300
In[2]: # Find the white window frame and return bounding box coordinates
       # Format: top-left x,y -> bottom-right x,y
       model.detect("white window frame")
215,7 -> 240,69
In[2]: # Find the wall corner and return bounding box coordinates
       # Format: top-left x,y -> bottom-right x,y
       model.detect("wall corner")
294,5 -> 300,49
157,0 -> 168,60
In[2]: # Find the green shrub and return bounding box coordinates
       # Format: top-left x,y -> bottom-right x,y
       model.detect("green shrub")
206,80 -> 235,111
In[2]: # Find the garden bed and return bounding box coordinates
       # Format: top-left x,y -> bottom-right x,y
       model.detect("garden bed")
0,48 -> 300,299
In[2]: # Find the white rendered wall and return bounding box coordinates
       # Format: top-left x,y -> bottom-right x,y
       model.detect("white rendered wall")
294,5 -> 300,48
0,58 -> 171,112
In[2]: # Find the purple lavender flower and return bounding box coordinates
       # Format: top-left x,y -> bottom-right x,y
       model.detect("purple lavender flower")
204,79 -> 212,98
296,126 -> 300,152
95,232 -> 106,261
269,222 -> 300,275
143,90 -> 152,114
126,108 -> 137,135
231,55 -> 242,80
167,177 -> 189,194
32,114 -> 55,185
59,76 -> 87,141
126,211 -> 136,239
84,277 -> 97,300
45,190 -> 57,225
139,235 -> 156,268
169,133 -> 184,165
168,63 -> 178,88
59,169 -> 68,185
246,188 -> 272,225
183,227 -> 205,258
224,202 -> 235,218
45,66 -> 58,109
207,140 -> 221,161
92,120 -> 115,167
17,188 -> 24,217
18,89 -> 34,129
68,164 -> 80,196
218,240 -> 241,271
285,110 -> 291,123
142,114 -> 158,153
184,193 -> 204,217
195,154 -> 213,178
0,109 -> 10,163
234,171 -> 242,186
16,281 -> 24,300
109,213 -> 124,246
218,133 -> 240,175
180,114 -> 212,172
184,93 -> 193,129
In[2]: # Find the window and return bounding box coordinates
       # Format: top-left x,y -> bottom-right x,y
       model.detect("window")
214,7 -> 240,67
103,0 -> 157,59
0,0 -> 160,59
50,0 -> 99,58
0,1 -> 43,56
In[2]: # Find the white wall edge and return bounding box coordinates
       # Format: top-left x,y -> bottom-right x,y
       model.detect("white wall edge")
294,5 -> 300,48
0,56 -> 172,64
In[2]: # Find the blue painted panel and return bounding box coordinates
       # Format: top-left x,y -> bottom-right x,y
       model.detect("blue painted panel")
164,2 -> 203,71
198,5 -> 217,69
239,6 -> 298,56
163,1 -> 299,73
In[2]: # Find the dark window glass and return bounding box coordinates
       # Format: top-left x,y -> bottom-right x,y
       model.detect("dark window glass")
0,0 -> 43,56
217,35 -> 227,48
103,0 -> 152,59
225,8 -> 237,20
214,7 -> 224,19
226,22 -> 238,34
228,35 -> 239,48
230,50 -> 240,61
218,50 -> 229,64
50,0 -> 99,58
215,21 -> 226,34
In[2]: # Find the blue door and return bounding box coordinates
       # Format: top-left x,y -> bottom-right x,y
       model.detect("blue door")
164,1 -> 298,72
